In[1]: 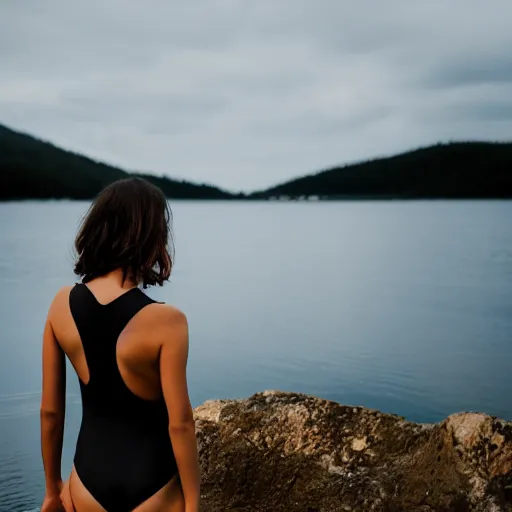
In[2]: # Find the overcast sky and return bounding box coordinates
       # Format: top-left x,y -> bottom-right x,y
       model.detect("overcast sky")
1,1 -> 512,192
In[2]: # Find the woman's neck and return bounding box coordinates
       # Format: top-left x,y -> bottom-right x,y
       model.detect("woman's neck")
93,269 -> 138,289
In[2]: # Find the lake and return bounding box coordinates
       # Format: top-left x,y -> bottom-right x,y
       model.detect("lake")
0,200 -> 511,511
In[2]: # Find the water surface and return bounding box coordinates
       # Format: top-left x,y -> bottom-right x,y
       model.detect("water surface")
1,200 -> 511,511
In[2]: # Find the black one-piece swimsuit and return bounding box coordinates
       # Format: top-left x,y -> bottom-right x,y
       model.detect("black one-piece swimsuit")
69,283 -> 177,512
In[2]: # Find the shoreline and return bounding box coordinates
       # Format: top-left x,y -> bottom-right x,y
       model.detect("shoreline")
2,196 -> 512,203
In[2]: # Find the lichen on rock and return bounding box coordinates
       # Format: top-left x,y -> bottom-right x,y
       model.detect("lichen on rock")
194,391 -> 512,511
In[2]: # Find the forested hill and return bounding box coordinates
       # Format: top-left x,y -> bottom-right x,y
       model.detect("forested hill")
0,124 -> 236,200
250,142 -> 512,199
1,123 -> 512,201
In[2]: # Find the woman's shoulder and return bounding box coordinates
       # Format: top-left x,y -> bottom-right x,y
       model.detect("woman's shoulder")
43,285 -> 76,328
144,301 -> 188,327
138,302 -> 188,348
49,284 -> 75,310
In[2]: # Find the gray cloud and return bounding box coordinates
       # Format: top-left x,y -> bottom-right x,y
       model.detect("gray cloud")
1,0 -> 512,191
424,57 -> 512,89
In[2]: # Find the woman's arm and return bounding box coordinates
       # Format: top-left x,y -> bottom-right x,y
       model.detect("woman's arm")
40,312 -> 66,498
159,307 -> 200,512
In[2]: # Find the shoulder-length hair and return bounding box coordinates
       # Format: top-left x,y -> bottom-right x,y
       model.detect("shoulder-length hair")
74,177 -> 174,287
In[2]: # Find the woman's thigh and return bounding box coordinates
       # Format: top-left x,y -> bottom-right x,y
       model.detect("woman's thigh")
68,466 -> 106,512
60,478 -> 76,512
133,474 -> 184,512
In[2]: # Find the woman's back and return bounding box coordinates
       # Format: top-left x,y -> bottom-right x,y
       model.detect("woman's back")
53,280 -> 169,403
51,281 -> 175,510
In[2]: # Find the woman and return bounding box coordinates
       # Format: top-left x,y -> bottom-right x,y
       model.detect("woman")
40,178 -> 200,512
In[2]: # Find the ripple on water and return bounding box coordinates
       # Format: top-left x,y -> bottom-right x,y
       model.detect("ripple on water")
0,453 -> 39,512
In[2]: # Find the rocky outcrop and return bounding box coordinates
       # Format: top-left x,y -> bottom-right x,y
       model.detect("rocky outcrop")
194,391 -> 512,512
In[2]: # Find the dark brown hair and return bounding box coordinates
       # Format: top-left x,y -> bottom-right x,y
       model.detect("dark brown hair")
74,177 -> 174,287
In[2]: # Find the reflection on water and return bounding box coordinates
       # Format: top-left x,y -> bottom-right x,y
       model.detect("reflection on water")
1,200 -> 512,511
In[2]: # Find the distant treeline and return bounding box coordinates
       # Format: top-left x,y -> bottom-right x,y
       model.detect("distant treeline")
249,142 -> 512,199
1,123 -> 511,201
0,124 -> 236,200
